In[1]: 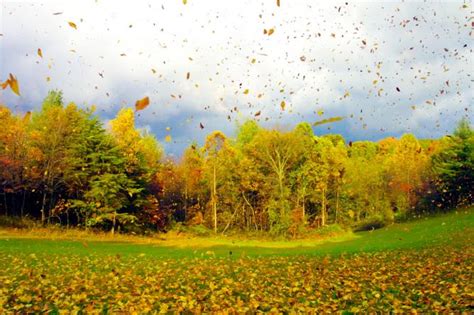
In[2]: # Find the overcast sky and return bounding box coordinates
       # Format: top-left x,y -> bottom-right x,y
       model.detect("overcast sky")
0,0 -> 472,156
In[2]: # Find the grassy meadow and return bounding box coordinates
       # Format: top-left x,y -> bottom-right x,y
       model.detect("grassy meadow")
0,208 -> 472,313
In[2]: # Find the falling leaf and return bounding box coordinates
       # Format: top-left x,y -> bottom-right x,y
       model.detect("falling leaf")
1,73 -> 20,96
68,21 -> 77,29
243,89 -> 249,95
317,109 -> 324,116
372,80 -> 378,85
254,111 -> 261,117
313,116 -> 345,126
396,87 -> 400,92
276,0 -> 280,7
200,122 -> 205,129
135,96 -> 150,111
280,101 -> 286,111
343,91 -> 350,98
183,0 -> 187,4
251,58 -> 256,64
151,69 -> 157,74
267,28 -> 275,36
165,135 -> 172,142
186,72 -> 190,80
37,48 -> 43,58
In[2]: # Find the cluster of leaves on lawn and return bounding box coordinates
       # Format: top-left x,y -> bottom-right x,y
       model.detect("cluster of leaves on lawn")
0,246 -> 471,313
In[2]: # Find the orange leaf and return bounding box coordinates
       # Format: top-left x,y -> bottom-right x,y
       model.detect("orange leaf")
135,96 -> 150,111
280,101 -> 286,111
37,48 -> 43,58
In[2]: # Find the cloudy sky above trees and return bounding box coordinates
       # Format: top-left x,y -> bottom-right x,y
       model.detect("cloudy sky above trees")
0,0 -> 472,156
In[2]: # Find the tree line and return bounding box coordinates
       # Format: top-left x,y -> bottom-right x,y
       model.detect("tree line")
0,91 -> 472,235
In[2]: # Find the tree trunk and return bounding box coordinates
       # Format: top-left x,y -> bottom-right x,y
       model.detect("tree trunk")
212,163 -> 217,233
40,192 -> 47,225
335,184 -> 340,223
321,188 -> 326,226
111,211 -> 116,235
21,190 -> 26,218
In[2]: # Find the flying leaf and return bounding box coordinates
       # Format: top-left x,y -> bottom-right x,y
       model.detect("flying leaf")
243,89 -> 249,95
280,101 -> 286,111
254,111 -> 261,117
135,96 -> 150,111
277,0 -> 280,7
186,72 -> 190,80
2,73 -> 20,96
183,0 -> 187,4
267,28 -> 275,36
200,122 -> 205,129
68,21 -> 77,29
37,48 -> 43,58
313,116 -> 345,126
343,91 -> 350,98
165,135 -> 172,142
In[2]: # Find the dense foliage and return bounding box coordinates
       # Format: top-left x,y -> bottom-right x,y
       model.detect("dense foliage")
0,91 -> 472,235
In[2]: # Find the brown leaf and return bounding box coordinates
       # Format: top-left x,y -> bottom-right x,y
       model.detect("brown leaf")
280,101 -> 286,111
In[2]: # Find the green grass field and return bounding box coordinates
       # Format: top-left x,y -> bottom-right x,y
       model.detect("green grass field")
0,209 -> 472,313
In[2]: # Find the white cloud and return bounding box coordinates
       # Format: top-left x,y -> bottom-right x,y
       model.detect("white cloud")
0,0 -> 472,154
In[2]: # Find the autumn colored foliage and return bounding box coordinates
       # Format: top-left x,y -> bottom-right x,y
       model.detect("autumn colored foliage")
0,91 -> 472,235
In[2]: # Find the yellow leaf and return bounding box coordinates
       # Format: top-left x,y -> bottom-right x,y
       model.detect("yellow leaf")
313,116 -> 345,126
7,73 -> 20,96
135,96 -> 150,111
68,21 -> 77,29
165,135 -> 172,142
317,109 -> 324,116
280,101 -> 286,111
37,48 -> 43,58
251,58 -> 256,64
243,89 -> 249,95
267,28 -> 275,36
277,0 -> 280,7
183,0 -> 187,4
372,79 -> 378,85
343,90 -> 350,98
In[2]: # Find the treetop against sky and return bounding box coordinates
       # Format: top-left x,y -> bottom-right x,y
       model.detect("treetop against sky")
0,0 -> 472,155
